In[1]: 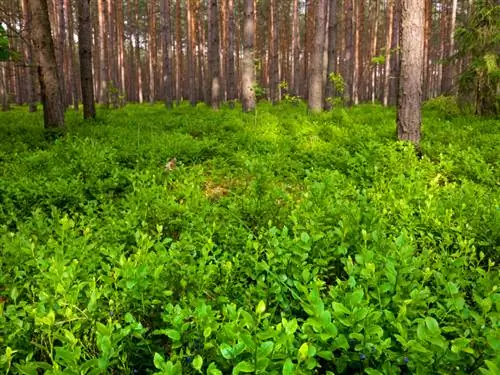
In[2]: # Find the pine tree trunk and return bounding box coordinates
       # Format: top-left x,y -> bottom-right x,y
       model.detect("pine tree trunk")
77,0 -> 96,119
325,0 -> 337,109
66,0 -> 79,111
397,0 -> 424,145
226,0 -> 236,107
187,0 -> 196,106
308,0 -> 327,112
97,0 -> 109,106
0,65 -> 8,111
29,0 -> 65,128
422,0 -> 431,100
148,0 -> 157,103
21,0 -> 38,112
269,0 -> 279,104
134,0 -> 143,103
343,0 -> 353,105
242,0 -> 256,112
116,0 -> 126,99
161,0 -> 173,108
208,0 -> 221,109
291,0 -> 300,96
370,0 -> 380,103
383,0 -> 394,106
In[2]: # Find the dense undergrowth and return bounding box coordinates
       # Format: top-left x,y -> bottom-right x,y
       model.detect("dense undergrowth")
0,100 -> 498,374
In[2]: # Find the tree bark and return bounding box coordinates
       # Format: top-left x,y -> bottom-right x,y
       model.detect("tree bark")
308,0 -> 327,112
208,0 -> 221,109
325,0 -> 337,109
268,0 -> 279,104
21,0 -> 38,112
383,0 -> 394,106
397,0 -> 424,145
148,0 -> 157,103
370,0 -> 380,103
226,0 -> 236,107
187,0 -> 196,106
291,0 -> 300,96
77,0 -> 96,119
161,0 -> 173,108
29,0 -> 65,128
97,0 -> 109,106
343,0 -> 353,105
242,0 -> 256,112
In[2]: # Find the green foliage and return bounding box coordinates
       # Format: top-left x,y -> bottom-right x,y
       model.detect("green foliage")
455,1 -> 500,116
0,103 -> 498,374
0,25 -> 9,61
326,73 -> 346,108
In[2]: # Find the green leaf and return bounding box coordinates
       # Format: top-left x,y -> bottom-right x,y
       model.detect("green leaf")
220,343 -> 233,359
298,343 -> 309,360
257,341 -> 274,358
207,362 -> 223,375
193,355 -> 203,372
425,317 -> 441,336
154,353 -> 165,369
282,358 -> 295,375
232,361 -> 254,375
165,329 -> 181,341
256,300 -> 266,315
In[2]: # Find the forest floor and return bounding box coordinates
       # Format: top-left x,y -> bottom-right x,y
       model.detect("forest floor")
0,100 -> 499,374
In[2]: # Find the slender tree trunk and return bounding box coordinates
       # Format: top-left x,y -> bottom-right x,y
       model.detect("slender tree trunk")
226,0 -> 236,107
242,0 -> 256,112
208,0 -> 221,109
441,0 -> 457,94
175,0 -> 182,103
21,0 -> 38,112
77,0 -> 96,119
291,0 -> 300,96
97,0 -> 109,106
0,65 -> 8,111
343,0 -> 353,105
325,0 -> 337,109
148,0 -> 157,103
269,0 -> 279,104
309,0 -> 327,112
353,0 -> 361,105
134,0 -> 143,103
397,0 -> 424,145
161,0 -> 173,108
187,0 -> 196,106
422,0 -> 431,100
116,0 -> 126,99
65,0 -> 79,110
383,0 -> 394,106
370,0 -> 380,103
29,0 -> 65,128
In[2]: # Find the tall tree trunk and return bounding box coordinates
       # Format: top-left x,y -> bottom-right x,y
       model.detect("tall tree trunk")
268,0 -> 279,104
242,0 -> 256,112
57,0 -> 67,108
291,0 -> 300,96
77,0 -> 96,119
0,65 -> 8,111
21,0 -> 38,112
161,0 -> 173,108
29,0 -> 65,128
325,0 -> 337,109
134,0 -> 143,103
308,0 -> 327,112
422,0 -> 431,100
441,0 -> 457,94
97,0 -> 109,106
397,0 -> 424,144
343,0 -> 353,105
187,0 -> 196,106
208,0 -> 221,109
383,0 -> 394,106
353,0 -> 361,105
148,0 -> 157,103
226,0 -> 236,107
175,0 -> 182,103
116,0 -> 126,99
370,0 -> 380,103
65,0 -> 79,111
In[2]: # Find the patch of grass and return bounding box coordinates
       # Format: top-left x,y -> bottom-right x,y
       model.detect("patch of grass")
0,102 -> 498,374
